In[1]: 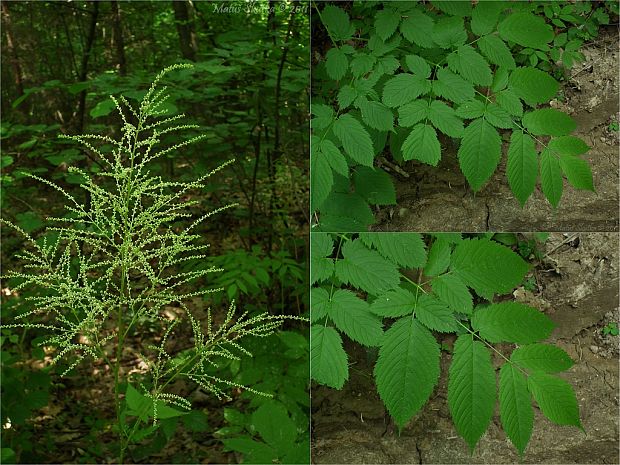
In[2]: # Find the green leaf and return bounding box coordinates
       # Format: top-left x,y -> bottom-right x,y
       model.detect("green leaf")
310,234 -> 334,285
311,149 -> 332,210
360,101 -> 394,131
548,136 -> 589,156
321,5 -> 354,41
433,68 -> 475,104
1,448 -> 16,464
478,35 -> 516,70
375,8 -> 401,41
457,118 -> 502,192
433,16 -> 467,49
359,232 -> 427,269
333,113 -> 375,166
432,0 -> 472,17
320,192 -> 375,231
371,287 -> 417,317
523,109 -> 576,136
492,67 -> 510,92
496,89 -> 523,117
325,47 -> 349,80
400,10 -> 435,48
90,99 -> 116,118
499,12 -> 554,50
484,103 -> 514,129
471,2 -> 504,36
507,131 -> 538,206
353,166 -> 396,205
327,289 -> 383,346
311,325 -> 348,389
311,104 -> 335,129
456,99 -> 485,119
375,317 -> 440,428
424,237 -> 451,277
447,45 -> 492,87
311,287 -> 331,322
405,55 -> 431,78
509,67 -> 559,105
428,100 -> 464,137
540,149 -> 563,208
472,302 -> 555,344
335,240 -> 400,295
338,85 -> 357,109
415,294 -> 457,332
252,401 -> 297,450
511,344 -> 574,373
451,238 -> 529,299
527,372 -> 582,428
398,100 -> 429,127
350,53 -> 377,78
431,273 -> 473,315
382,73 -> 431,108
321,139 -> 349,177
499,364 -> 533,457
222,437 -> 276,463
126,384 -> 152,422
559,155 -> 594,191
448,334 -> 496,451
402,123 -> 441,166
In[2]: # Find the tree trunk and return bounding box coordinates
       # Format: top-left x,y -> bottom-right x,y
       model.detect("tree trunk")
110,1 -> 127,76
171,1 -> 197,61
76,2 -> 99,132
1,2 -> 24,96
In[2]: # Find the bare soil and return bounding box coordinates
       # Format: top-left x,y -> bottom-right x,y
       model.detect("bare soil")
373,29 -> 619,232
311,233 -> 620,464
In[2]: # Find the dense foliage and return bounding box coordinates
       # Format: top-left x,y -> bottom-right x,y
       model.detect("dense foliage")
1,2 -> 309,463
311,0 -> 616,231
311,233 -> 582,457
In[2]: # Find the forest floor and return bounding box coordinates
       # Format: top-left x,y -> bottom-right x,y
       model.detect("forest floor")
311,233 -> 619,464
373,28 -> 619,232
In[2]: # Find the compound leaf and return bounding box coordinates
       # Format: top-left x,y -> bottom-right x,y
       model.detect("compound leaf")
311,325 -> 348,389
371,287 -> 417,318
496,89 -> 523,117
398,100 -> 429,127
428,100 -> 464,137
424,237 -> 451,277
548,136 -> 589,156
456,99 -> 486,119
447,45 -> 492,86
499,364 -> 533,457
310,234 -> 334,285
433,68 -> 475,104
509,67 -> 559,106
375,317 -> 440,429
527,372 -> 582,428
353,167 -> 396,205
325,47 -> 348,81
540,149 -> 563,208
471,1 -> 504,36
360,100 -> 394,132
402,123 -> 441,166
457,118 -> 501,192
320,139 -> 349,177
375,8 -> 401,41
359,232 -> 427,269
405,55 -> 431,78
431,273 -> 473,315
523,109 -> 576,136
311,149 -> 332,210
451,238 -> 529,299
383,73 -> 431,108
328,289 -> 384,347
511,344 -> 574,373
322,5 -> 354,41
499,12 -> 554,50
448,334 -> 496,451
559,155 -> 594,191
478,35 -> 516,70
310,287 -> 330,322
507,130 -> 538,206
484,103 -> 514,129
433,16 -> 467,49
335,240 -> 400,295
415,294 -> 457,332
472,302 -> 555,344
333,113 -> 375,167
400,10 -> 435,48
